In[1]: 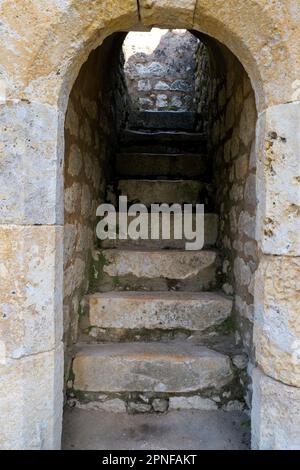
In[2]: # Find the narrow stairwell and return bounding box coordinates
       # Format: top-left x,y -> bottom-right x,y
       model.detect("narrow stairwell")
65,113 -> 249,449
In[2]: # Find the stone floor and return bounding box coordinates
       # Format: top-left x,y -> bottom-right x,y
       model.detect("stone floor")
62,408 -> 250,450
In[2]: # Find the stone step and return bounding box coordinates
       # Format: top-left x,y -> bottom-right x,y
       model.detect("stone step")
128,111 -> 197,131
100,213 -> 218,249
62,408 -> 250,450
91,249 -> 219,292
116,152 -> 209,179
113,179 -> 210,206
121,130 -> 206,154
86,291 -> 232,334
72,342 -> 234,393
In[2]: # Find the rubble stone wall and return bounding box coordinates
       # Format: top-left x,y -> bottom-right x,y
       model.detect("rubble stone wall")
124,29 -> 198,112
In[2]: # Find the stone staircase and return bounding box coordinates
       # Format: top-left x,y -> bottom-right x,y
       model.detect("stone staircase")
67,121 -> 246,416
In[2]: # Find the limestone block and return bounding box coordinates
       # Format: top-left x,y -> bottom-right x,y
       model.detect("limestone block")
193,0 -> 300,111
0,225 -> 63,359
0,345 -> 63,450
88,291 -> 232,332
0,0 -> 139,104
100,249 -> 217,280
139,0 -> 196,28
256,102 -> 300,255
73,398 -> 126,413
252,368 -> 300,450
0,101 -> 63,224
169,396 -> 217,411
254,255 -> 300,387
73,342 -> 233,393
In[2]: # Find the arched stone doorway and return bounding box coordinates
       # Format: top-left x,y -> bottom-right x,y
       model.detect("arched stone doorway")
0,0 -> 299,450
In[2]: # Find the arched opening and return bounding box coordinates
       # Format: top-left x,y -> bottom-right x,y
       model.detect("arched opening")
1,0 -> 299,452
62,27 -> 257,450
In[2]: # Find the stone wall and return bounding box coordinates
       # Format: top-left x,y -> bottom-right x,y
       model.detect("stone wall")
201,44 -> 257,407
123,29 -> 198,112
63,33 -> 129,387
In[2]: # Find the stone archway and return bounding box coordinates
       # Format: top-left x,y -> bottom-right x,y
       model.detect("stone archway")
0,0 -> 300,450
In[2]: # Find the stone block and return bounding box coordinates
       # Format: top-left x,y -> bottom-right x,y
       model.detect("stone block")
254,255 -> 300,387
0,225 -> 63,358
73,342 -> 233,393
0,345 -> 63,450
252,368 -> 300,450
100,248 -> 217,280
88,291 -> 232,332
256,102 -> 300,255
139,0 -> 196,28
169,396 -> 218,411
0,101 -> 63,224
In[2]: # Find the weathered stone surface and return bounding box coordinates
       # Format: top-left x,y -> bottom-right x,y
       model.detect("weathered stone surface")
152,398 -> 169,412
73,342 -> 233,393
252,368 -> 300,450
88,291 -> 232,332
117,179 -> 206,205
139,0 -> 196,28
127,402 -> 152,414
254,255 -> 300,387
100,213 -> 218,249
0,225 -> 63,358
169,396 -> 218,411
193,0 -> 300,111
97,248 -> 217,281
0,101 -> 63,224
116,152 -> 207,178
71,399 -> 126,413
92,250 -> 218,293
0,345 -> 63,450
256,102 -> 300,255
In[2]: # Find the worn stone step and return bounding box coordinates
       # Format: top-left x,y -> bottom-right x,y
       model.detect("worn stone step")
116,152 -> 209,178
91,249 -> 218,292
121,130 -> 207,154
128,111 -> 197,131
86,291 -> 232,334
114,179 -> 209,206
72,342 -> 234,393
100,213 -> 218,249
62,407 -> 250,450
